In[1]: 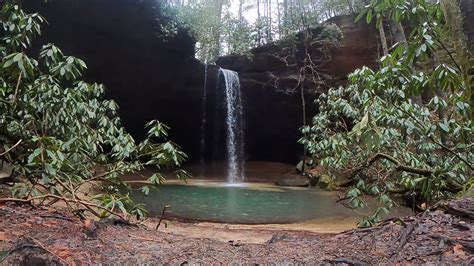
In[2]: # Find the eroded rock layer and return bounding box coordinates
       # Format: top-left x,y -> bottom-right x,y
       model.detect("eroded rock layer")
215,15 -> 379,162
22,0 -> 380,163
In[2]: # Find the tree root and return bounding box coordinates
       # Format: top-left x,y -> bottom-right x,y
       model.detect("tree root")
429,234 -> 474,253
444,201 -> 474,220
39,214 -> 74,222
1,244 -> 41,262
378,217 -> 412,227
156,205 -> 170,230
390,222 -> 417,259
324,258 -> 368,266
1,236 -> 69,265
128,234 -> 165,243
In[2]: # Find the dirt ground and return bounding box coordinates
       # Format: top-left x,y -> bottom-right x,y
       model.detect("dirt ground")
0,198 -> 472,265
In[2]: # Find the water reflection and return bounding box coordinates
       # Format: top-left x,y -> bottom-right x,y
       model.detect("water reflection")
131,183 -> 412,224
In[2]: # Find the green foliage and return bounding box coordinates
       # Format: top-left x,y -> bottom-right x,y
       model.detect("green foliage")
162,1 -> 258,62
0,4 -> 189,221
162,0 -> 366,62
162,2 -> 225,62
222,14 -> 254,56
301,0 -> 473,226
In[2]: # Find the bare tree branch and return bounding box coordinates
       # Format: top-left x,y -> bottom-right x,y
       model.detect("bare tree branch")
0,139 -> 22,157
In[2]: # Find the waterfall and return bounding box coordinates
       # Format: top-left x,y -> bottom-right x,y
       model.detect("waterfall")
199,64 -> 208,177
219,68 -> 245,183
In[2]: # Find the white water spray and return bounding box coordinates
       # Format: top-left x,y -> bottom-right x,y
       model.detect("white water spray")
220,68 -> 245,183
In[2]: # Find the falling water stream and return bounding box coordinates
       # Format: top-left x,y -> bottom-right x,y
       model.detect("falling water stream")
220,68 -> 245,183
199,64 -> 208,176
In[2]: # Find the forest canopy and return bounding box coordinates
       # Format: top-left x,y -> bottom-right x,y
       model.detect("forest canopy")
160,0 -> 368,62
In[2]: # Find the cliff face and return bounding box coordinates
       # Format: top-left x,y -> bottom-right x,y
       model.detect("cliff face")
460,0 -> 474,47
22,0 -> 206,161
215,15 -> 379,162
22,0 -> 380,164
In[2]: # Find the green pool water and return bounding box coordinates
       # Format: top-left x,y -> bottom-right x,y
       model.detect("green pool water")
131,183 -> 388,224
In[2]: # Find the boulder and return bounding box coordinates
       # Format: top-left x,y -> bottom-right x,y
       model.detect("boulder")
317,174 -> 336,190
306,165 -> 327,177
275,174 -> 309,187
296,160 -> 312,173
0,162 -> 13,183
306,165 -> 353,189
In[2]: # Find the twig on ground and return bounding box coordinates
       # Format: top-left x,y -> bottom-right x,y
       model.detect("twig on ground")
39,214 -> 74,222
428,234 -> 474,252
2,236 -> 70,265
0,245 -> 40,262
128,234 -> 164,243
336,196 -> 351,203
156,205 -> 170,230
378,217 -> 409,227
27,236 -> 70,265
324,258 -> 368,266
390,222 -> 416,258
340,226 -> 380,236
208,254 -> 224,264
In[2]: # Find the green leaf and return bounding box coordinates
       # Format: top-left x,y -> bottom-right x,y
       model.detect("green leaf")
380,194 -> 391,205
141,186 -> 150,196
27,148 -> 42,163
0,250 -> 10,262
347,188 -> 360,198
149,173 -> 164,185
13,53 -> 23,62
366,9 -> 373,24
438,122 -> 449,132
355,9 -> 368,22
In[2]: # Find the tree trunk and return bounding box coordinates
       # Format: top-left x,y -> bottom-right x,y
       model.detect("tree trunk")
209,0 -> 224,62
257,0 -> 261,45
439,0 -> 473,177
346,0 -> 354,13
277,0 -> 282,37
238,0 -> 243,20
378,21 -> 389,56
390,21 -> 407,48
441,0 -> 473,118
268,0 -> 272,41
458,0 -> 474,120
283,0 -> 288,35
299,31 -> 311,175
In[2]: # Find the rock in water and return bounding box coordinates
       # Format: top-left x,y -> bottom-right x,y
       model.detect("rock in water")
275,174 -> 309,187
268,234 -> 289,244
317,174 -> 335,189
